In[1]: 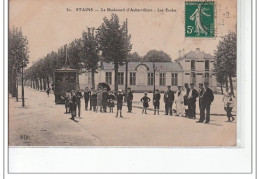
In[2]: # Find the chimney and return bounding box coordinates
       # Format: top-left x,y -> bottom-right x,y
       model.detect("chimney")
196,48 -> 200,54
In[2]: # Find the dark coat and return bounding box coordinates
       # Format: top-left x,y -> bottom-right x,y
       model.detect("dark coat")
188,89 -> 198,103
107,94 -> 115,107
201,87 -> 214,105
91,94 -> 97,106
153,93 -> 161,106
141,96 -> 150,108
76,91 -> 82,104
166,90 -> 174,103
102,91 -> 109,104
127,91 -> 133,101
84,91 -> 91,100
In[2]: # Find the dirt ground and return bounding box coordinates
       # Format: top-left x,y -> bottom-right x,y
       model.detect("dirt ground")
8,86 -> 236,146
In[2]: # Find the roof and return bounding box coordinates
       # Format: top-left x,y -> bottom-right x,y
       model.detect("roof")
55,68 -> 77,72
175,50 -> 214,62
100,62 -> 183,72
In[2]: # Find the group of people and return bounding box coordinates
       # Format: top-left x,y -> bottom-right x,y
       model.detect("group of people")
60,81 -> 235,123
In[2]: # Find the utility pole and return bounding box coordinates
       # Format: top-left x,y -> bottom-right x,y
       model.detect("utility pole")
124,18 -> 128,102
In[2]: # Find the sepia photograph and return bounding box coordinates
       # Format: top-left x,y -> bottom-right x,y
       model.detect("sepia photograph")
8,0 -> 237,146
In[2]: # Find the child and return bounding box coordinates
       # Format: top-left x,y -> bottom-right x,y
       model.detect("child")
46,88 -> 50,97
153,90 -> 161,115
91,90 -> 97,112
141,92 -> 150,114
115,89 -> 124,118
107,91 -> 115,113
223,92 -> 235,122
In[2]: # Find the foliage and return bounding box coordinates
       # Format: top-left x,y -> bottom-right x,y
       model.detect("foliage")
143,50 -> 172,62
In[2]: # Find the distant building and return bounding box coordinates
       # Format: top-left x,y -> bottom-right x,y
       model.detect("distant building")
80,62 -> 183,92
175,48 -> 217,91
79,48 -> 217,92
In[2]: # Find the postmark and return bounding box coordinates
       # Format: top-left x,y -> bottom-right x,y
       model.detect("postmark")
185,1 -> 215,38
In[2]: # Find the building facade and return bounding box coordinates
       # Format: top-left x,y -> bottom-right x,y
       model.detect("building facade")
175,48 -> 217,91
79,48 -> 217,92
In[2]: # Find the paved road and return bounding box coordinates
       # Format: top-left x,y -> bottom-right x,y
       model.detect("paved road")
8,86 -> 236,146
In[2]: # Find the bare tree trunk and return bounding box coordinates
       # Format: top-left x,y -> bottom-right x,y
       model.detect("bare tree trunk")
43,78 -> 46,91
220,83 -> 223,95
16,76 -> 18,101
40,78 -> 43,90
228,75 -> 234,97
225,77 -> 229,89
47,77 -> 50,88
114,62 -> 119,91
91,69 -> 95,89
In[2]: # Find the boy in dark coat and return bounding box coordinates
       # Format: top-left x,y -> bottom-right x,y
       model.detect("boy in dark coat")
107,91 -> 115,113
91,90 -> 97,112
115,89 -> 124,118
127,88 -> 133,113
102,88 -> 108,112
141,92 -> 151,114
70,90 -> 77,120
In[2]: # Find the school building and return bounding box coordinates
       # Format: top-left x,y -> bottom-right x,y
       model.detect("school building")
79,48 -> 217,92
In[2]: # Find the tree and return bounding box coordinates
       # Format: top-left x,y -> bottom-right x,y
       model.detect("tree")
97,14 -> 132,91
80,28 -> 100,88
214,32 -> 237,96
8,27 -> 29,106
128,52 -> 143,62
68,39 -> 83,70
143,50 -> 172,62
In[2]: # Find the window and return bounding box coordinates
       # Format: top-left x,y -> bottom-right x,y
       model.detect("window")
171,73 -> 178,86
129,72 -> 136,85
118,72 -> 124,85
191,60 -> 196,71
105,72 -> 112,85
205,60 -> 209,71
204,73 -> 209,84
55,73 -> 63,83
190,72 -> 196,85
148,73 -> 154,85
68,73 -> 76,83
159,73 -> 166,86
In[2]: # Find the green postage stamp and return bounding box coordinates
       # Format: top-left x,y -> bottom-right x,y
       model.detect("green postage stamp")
185,1 -> 215,38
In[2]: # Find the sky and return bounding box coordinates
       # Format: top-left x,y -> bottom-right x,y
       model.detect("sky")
9,0 -> 237,66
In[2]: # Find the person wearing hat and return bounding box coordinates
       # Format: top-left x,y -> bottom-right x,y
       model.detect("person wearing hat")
141,92 -> 151,114
164,86 -> 175,116
153,89 -> 161,115
127,87 -> 133,113
69,90 -> 77,120
75,88 -> 83,117
223,90 -> 235,122
197,82 -> 214,123
84,87 -> 91,110
174,86 -> 184,116
187,83 -> 198,119
198,83 -> 204,110
183,83 -> 190,117
107,90 -> 115,113
115,89 -> 125,117
102,87 -> 108,112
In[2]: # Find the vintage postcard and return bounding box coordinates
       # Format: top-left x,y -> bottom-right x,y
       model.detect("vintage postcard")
8,0 -> 237,146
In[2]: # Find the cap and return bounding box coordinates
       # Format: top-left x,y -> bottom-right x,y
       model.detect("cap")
167,85 -> 171,87
199,83 -> 203,86
190,83 -> 194,85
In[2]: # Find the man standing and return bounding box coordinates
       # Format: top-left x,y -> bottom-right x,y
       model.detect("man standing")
89,87 -> 94,111
115,89 -> 125,118
187,83 -> 198,119
164,86 -> 175,116
153,89 -> 161,115
102,88 -> 108,112
198,83 -> 204,110
75,88 -> 82,117
84,87 -> 91,110
127,87 -> 133,113
184,83 -> 190,117
174,86 -> 184,116
197,82 -> 214,123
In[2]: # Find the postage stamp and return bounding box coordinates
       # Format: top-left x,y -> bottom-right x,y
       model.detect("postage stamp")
185,1 -> 215,38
